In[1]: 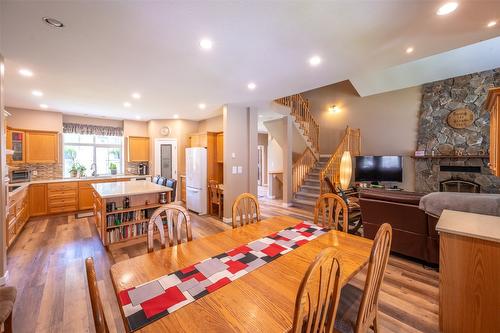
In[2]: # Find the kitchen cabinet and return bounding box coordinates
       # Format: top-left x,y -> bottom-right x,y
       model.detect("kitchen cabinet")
486,87 -> 500,176
6,128 -> 25,164
179,175 -> 186,202
216,133 -> 224,163
6,186 -> 29,248
26,131 -> 59,163
29,183 -> 48,216
47,182 -> 78,214
78,178 -> 129,211
128,136 -> 150,162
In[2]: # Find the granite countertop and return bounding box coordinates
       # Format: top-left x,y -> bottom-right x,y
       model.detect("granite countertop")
436,209 -> 500,243
8,174 -> 152,197
92,180 -> 172,199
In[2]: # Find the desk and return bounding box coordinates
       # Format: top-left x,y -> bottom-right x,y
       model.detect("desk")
111,215 -> 372,332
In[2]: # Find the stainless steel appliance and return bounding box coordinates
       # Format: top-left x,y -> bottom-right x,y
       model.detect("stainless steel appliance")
10,169 -> 30,183
138,163 -> 148,175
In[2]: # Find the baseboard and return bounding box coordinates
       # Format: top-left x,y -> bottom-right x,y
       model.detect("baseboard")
222,217 -> 232,224
76,211 -> 94,218
267,195 -> 276,199
0,271 -> 9,286
282,202 -> 293,208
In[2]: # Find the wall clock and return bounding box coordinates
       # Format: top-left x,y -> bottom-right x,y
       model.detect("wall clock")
160,126 -> 170,136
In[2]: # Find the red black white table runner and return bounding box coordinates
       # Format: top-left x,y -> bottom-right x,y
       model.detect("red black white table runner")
118,221 -> 328,331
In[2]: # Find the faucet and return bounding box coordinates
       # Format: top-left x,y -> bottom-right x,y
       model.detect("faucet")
90,163 -> 97,177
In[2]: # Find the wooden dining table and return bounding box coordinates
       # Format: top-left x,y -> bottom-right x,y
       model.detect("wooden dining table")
110,215 -> 373,332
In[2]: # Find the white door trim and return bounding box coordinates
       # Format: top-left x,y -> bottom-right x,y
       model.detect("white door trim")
154,138 -> 178,180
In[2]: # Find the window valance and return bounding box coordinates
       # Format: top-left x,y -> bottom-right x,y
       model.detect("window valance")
63,122 -> 123,136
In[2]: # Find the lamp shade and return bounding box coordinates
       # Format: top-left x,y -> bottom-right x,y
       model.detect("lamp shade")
339,151 -> 352,190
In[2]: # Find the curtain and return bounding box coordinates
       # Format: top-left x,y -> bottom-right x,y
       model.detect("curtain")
63,122 -> 123,136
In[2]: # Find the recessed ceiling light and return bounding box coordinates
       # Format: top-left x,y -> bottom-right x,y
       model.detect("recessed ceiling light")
487,20 -> 497,28
436,2 -> 458,16
135,115 -> 141,120
40,104 -> 48,109
19,68 -> 33,77
198,103 -> 206,110
200,38 -> 213,50
406,47 -> 414,54
123,102 -> 131,108
43,17 -> 64,28
247,82 -> 257,90
309,55 -> 322,67
131,92 -> 141,99
173,114 -> 179,119
32,90 -> 43,97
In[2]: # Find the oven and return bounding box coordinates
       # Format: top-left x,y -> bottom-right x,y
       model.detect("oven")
10,169 -> 30,183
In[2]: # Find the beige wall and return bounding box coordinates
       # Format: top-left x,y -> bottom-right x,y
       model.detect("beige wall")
6,107 -> 63,132
301,81 -> 421,191
197,115 -> 223,133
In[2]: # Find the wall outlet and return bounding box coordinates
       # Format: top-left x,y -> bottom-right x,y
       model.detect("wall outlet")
232,166 -> 237,174
32,170 -> 38,176
232,153 -> 236,159
237,166 -> 242,174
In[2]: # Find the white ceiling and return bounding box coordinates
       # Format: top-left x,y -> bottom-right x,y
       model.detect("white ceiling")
1,1 -> 499,120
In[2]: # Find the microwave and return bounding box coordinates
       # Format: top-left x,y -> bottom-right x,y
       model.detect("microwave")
10,169 -> 30,183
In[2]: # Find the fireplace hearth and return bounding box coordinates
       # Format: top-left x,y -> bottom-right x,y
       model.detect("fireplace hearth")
440,178 -> 480,193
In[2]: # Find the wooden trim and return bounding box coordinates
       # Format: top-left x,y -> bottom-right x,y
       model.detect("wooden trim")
292,147 -> 318,193
485,87 -> 500,111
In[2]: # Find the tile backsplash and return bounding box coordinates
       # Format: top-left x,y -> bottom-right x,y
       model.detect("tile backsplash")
13,163 -> 63,180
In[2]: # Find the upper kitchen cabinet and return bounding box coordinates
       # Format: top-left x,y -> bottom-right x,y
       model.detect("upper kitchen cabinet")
6,128 -> 25,164
128,136 -> 150,162
486,87 -> 500,176
26,131 -> 60,163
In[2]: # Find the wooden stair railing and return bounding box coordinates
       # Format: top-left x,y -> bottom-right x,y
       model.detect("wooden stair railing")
319,127 -> 361,194
292,147 -> 318,194
275,94 -> 320,153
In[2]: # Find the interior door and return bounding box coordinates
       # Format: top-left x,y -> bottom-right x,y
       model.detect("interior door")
160,144 -> 173,178
154,139 -> 177,181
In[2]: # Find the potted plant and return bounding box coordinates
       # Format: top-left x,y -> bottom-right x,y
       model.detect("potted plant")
109,162 -> 117,175
69,163 -> 78,178
77,164 -> 86,177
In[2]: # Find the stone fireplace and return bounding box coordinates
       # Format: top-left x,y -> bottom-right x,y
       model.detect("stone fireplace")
440,178 -> 480,193
415,68 -> 500,193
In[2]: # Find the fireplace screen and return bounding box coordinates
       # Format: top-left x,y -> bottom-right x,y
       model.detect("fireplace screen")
439,179 -> 480,193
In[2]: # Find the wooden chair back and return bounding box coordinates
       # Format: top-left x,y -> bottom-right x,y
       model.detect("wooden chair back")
147,204 -> 192,252
292,248 -> 343,333
208,180 -> 221,204
313,193 -> 348,232
355,223 -> 392,333
232,193 -> 260,228
85,257 -> 109,333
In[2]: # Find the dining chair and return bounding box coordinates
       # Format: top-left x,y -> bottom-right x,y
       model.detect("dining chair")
157,176 -> 167,186
208,180 -> 223,219
152,175 -> 160,184
147,204 -> 192,252
292,247 -> 343,333
324,176 -> 362,234
0,286 -> 16,333
334,223 -> 393,333
85,257 -> 109,333
165,178 -> 177,202
231,193 -> 260,228
314,193 -> 349,232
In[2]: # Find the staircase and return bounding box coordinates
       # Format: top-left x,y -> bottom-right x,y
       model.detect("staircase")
292,155 -> 330,210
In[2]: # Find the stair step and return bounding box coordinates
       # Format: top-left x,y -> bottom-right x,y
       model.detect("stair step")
299,185 -> 320,194
295,191 -> 319,199
292,198 -> 316,209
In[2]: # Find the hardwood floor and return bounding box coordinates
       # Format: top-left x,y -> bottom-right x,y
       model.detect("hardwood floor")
6,199 -> 438,333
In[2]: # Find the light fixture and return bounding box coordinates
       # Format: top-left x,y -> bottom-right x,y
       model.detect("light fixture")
40,104 -> 48,109
173,114 -> 179,119
247,82 -> 256,90
339,151 -> 352,190
487,20 -> 497,28
32,90 -> 43,97
328,105 -> 340,113
43,17 -> 64,28
19,68 -> 33,77
406,47 -> 414,54
200,38 -> 213,50
436,2 -> 458,16
123,102 -> 131,108
131,92 -> 141,99
198,103 -> 206,109
309,55 -> 322,67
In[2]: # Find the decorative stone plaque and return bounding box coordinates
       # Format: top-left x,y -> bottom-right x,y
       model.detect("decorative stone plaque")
447,108 -> 474,129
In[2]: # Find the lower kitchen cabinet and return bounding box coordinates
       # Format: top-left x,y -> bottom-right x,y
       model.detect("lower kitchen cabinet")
29,183 -> 47,216
7,187 -> 29,248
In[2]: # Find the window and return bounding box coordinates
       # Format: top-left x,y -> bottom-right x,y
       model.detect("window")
63,133 -> 123,177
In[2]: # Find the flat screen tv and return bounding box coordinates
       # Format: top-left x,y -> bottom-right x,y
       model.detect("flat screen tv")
355,156 -> 403,182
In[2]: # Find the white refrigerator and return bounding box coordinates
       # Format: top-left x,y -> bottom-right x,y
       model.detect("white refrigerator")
185,147 -> 207,214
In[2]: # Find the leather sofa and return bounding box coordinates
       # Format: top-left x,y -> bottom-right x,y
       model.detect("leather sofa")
359,189 -> 439,265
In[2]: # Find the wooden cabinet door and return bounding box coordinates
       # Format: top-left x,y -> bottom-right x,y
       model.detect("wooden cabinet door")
79,182 -> 95,211
26,131 -> 59,163
216,133 -> 223,163
29,184 -> 47,216
128,136 -> 150,162
486,89 -> 500,176
6,129 -> 26,164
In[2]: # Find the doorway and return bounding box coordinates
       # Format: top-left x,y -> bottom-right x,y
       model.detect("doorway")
257,145 -> 265,186
154,138 -> 177,179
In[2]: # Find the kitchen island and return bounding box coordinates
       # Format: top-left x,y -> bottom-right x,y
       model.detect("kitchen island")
92,180 -> 173,247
